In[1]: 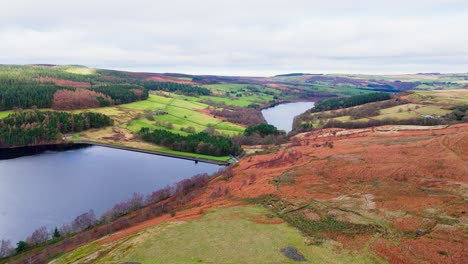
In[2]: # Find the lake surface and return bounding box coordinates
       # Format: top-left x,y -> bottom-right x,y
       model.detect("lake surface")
262,101 -> 314,132
0,145 -> 220,242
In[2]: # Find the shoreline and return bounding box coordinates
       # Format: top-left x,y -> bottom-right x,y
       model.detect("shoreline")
75,140 -> 230,165
259,98 -> 318,111
0,141 -> 231,165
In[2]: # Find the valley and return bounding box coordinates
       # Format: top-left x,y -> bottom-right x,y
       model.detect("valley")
0,65 -> 467,264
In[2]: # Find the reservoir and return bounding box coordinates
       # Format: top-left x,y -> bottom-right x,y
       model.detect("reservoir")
0,145 -> 220,243
262,101 -> 314,132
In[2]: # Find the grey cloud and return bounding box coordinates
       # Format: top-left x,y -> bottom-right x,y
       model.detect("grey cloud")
0,0 -> 467,75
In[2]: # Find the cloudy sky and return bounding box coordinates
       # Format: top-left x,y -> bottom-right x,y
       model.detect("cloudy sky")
1,0 -> 467,75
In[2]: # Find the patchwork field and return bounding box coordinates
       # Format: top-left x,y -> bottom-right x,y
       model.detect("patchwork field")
0,91 -> 246,162
198,83 -> 282,107
62,92 -> 246,162
358,104 -> 451,121
407,89 -> 468,106
297,90 -> 464,130
123,93 -> 244,136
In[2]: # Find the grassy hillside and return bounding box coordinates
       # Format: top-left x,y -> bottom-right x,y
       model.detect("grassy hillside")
51,206 -> 385,264
293,89 -> 467,132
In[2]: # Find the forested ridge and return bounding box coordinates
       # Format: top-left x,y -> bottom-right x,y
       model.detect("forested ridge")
0,78 -> 66,110
0,111 -> 112,146
312,92 -> 392,112
139,128 -> 242,156
142,81 -> 211,95
0,65 -> 211,111
0,77 -> 148,110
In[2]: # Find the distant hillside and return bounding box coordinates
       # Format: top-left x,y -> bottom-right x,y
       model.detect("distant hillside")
275,73 -> 311,77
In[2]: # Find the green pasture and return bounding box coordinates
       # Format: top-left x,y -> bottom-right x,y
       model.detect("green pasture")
0,111 -> 12,119
52,206 -> 384,264
124,93 -> 244,136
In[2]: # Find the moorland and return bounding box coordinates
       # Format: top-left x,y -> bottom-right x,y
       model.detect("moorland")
0,65 -> 467,263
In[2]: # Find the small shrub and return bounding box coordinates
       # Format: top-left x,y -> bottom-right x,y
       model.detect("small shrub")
210,186 -> 223,198
249,174 -> 256,185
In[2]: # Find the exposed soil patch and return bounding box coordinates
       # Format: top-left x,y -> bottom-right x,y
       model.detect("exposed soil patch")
124,72 -> 195,85
265,83 -> 290,90
249,214 -> 284,224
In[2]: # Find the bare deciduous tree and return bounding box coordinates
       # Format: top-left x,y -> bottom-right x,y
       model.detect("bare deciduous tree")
0,239 -> 14,258
72,210 -> 97,233
27,226 -> 49,245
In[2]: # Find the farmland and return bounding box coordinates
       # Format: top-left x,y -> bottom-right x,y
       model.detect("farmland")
123,93 -> 245,136
333,104 -> 451,122
407,89 -> 468,106
293,89 -> 466,132
1,65 -> 467,162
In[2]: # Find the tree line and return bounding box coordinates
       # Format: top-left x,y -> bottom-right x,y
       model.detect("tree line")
91,84 -> 148,105
447,104 -> 468,121
0,77 -> 148,110
139,128 -> 242,156
233,123 -> 288,146
0,111 -> 112,146
142,81 -> 211,96
0,78 -> 65,110
312,92 -> 392,112
244,123 -> 281,136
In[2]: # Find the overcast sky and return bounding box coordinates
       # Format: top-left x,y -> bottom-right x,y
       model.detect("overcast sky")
1,0 -> 467,76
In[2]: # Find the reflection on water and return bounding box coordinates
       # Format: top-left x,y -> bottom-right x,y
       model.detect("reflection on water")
262,102 -> 314,132
0,145 -> 219,242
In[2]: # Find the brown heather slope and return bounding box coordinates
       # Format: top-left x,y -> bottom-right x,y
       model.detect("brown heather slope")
10,124 -> 467,264
36,77 -> 92,88
124,72 -> 196,85
95,123 -> 467,264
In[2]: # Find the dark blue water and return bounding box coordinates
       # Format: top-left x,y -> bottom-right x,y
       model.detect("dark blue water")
0,146 -> 219,242
262,102 -> 314,132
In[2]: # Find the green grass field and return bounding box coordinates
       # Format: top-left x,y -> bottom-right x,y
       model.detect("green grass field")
125,93 -> 245,136
307,85 -> 372,96
305,102 -> 454,128
408,89 -> 468,105
0,111 -> 12,119
350,104 -> 450,122
199,83 -> 280,107
65,92 -> 244,162
51,206 -> 384,264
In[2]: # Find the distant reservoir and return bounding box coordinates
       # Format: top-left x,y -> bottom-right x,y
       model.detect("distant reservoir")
262,102 -> 314,132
